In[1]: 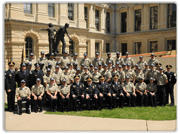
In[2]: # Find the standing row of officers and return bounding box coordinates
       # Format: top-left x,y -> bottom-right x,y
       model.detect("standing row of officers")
5,51 -> 176,115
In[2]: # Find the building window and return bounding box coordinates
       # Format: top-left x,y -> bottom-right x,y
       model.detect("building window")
135,9 -> 141,31
95,10 -> 100,31
121,12 -> 127,33
167,40 -> 176,51
121,43 -> 127,56
23,3 -> 32,14
134,42 -> 141,54
95,42 -> 99,55
106,43 -> 110,53
167,4 -> 176,28
48,3 -> 55,17
150,6 -> 158,30
84,7 -> 88,28
68,3 -> 74,20
150,41 -> 158,52
106,12 -> 110,33
25,36 -> 33,59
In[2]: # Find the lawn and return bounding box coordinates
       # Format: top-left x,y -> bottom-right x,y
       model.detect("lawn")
45,105 -> 176,121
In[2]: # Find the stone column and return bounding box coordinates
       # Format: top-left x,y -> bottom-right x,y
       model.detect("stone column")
59,3 -> 69,25
89,39 -> 95,58
89,4 -> 95,30
77,3 -> 86,28
101,7 -> 105,32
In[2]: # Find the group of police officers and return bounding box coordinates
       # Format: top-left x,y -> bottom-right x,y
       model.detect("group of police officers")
5,51 -> 176,115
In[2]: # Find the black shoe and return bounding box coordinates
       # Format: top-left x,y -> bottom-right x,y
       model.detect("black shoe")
28,110 -> 31,114
19,111 -> 22,115
161,105 -> 165,107
39,109 -> 43,113
9,108 -> 13,112
35,110 -> 38,113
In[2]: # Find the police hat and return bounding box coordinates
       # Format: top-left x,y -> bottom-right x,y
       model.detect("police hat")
98,62 -> 102,66
94,67 -> 98,70
122,63 -> 127,66
39,62 -> 44,66
126,76 -> 130,79
74,75 -> 80,80
116,52 -> 120,55
67,62 -> 71,66
84,66 -> 88,69
86,77 -> 92,82
81,63 -> 85,66
145,63 -> 149,66
156,63 -> 162,67
21,79 -> 26,83
27,62 -> 32,66
108,61 -> 112,64
150,77 -> 154,81
55,65 -> 60,69
119,65 -> 122,68
151,64 -> 155,67
139,56 -> 143,58
56,62 -> 61,65
96,52 -> 99,55
62,79 -> 66,82
36,78 -> 41,81
104,64 -> 108,67
21,63 -> 26,67
116,62 -> 120,65
139,77 -> 144,80
8,62 -> 15,66
73,53 -> 77,56
64,51 -> 68,54
76,68 -> 80,71
30,53 -> 34,56
65,66 -> 69,69
166,65 -> 172,69
99,75 -> 105,80
90,64 -> 94,67
135,64 -> 139,67
113,74 -> 118,79
138,67 -> 142,70
112,65 -> 116,68
47,68 -> 51,72
84,53 -> 87,56
48,63 -> 52,67
51,53 -> 55,56
127,63 -> 131,66
73,62 -> 78,66
126,52 -> 129,55
34,63 -> 40,67
41,51 -> 45,55
107,52 -> 111,55
159,67 -> 163,70
50,77 -> 54,81
151,53 -> 155,56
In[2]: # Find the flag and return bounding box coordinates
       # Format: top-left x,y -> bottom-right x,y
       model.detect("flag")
21,48 -> 25,65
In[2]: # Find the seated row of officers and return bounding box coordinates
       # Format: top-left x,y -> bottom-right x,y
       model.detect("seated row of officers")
5,51 -> 176,115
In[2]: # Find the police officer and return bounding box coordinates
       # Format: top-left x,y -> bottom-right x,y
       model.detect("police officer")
59,51 -> 70,70
107,60 -> 113,72
80,66 -> 92,85
122,76 -> 136,107
26,53 -> 36,70
92,52 -> 105,67
5,62 -> 16,112
26,62 -> 32,74
115,52 -> 124,66
16,63 -> 30,88
156,67 -> 168,107
51,65 -> 61,86
39,62 -> 45,75
89,64 -> 94,74
43,68 -> 52,87
97,75 -> 112,110
92,67 -> 101,85
165,65 -> 176,107
84,77 -> 98,110
30,63 -> 44,88
146,77 -> 157,107
98,62 -> 104,75
143,63 -> 150,84
124,63 -> 136,84
70,75 -> 85,111
16,79 -> 31,115
117,65 -> 125,84
31,78 -> 45,113
123,52 -> 135,68
106,52 -> 115,65
111,74 -> 125,108
47,53 -> 56,72
148,53 -> 159,67
147,64 -> 158,84
61,66 -> 72,85
135,77 -> 148,107
80,53 -> 92,68
45,77 -> 58,112
137,56 -> 147,71
70,53 -> 79,67
58,79 -> 71,112
111,65 -> 119,80
101,64 -> 112,83
44,63 -> 53,75
37,51 -> 48,71
135,67 -> 144,84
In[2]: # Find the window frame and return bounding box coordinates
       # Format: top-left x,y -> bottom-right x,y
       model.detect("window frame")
167,4 -> 176,28
121,12 -> 127,33
25,36 -> 33,59
68,3 -> 74,20
134,9 -> 141,31
23,3 -> 32,14
48,3 -> 55,18
106,12 -> 110,33
150,6 -> 158,30
95,9 -> 100,31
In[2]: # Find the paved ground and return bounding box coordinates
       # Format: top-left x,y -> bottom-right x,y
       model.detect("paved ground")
5,111 -> 176,131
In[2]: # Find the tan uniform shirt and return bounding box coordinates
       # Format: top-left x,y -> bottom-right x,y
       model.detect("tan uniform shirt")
47,59 -> 56,72
98,68 -> 104,75
51,72 -> 61,85
124,69 -> 136,81
135,71 -> 144,81
146,83 -> 157,92
115,57 -> 124,65
70,58 -> 79,67
147,69 -> 158,81
31,84 -> 45,95
59,56 -> 70,69
102,70 -> 112,81
148,58 -> 159,66
58,85 -> 70,95
92,72 -> 101,83
137,61 -> 147,71
143,69 -> 150,80
26,59 -> 36,70
61,72 -> 72,84
123,82 -> 135,93
157,72 -> 168,86
106,57 -> 115,65
43,74 -> 52,84
123,58 -> 135,67
80,58 -> 92,68
92,58 -> 105,67
80,71 -> 92,82
135,82 -> 147,91
45,83 -> 58,94
37,57 -> 48,71
16,86 -> 31,97
118,70 -> 125,82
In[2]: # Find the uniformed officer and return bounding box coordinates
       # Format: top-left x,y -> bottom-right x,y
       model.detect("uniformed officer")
31,78 -> 45,113
89,64 -> 94,74
26,53 -> 36,70
98,62 -> 104,75
26,62 -> 32,74
80,63 -> 85,74
45,78 -> 58,112
37,51 -> 48,71
107,60 -> 113,72
134,64 -> 139,73
92,67 -> 101,85
92,52 -> 105,67
47,53 -> 56,72
106,52 -> 115,65
43,68 -> 52,87
165,65 -> 176,107
61,66 -> 72,85
156,63 -> 162,72
146,77 -> 157,107
16,80 -> 31,115
117,65 -> 125,84
70,75 -> 85,111
135,77 -> 148,107
115,52 -> 124,66
111,65 -> 119,79
111,74 -> 125,108
59,51 -> 70,70
84,77 -> 98,110
56,61 -> 63,74
51,65 -> 61,86
97,75 -> 112,110
147,64 -> 158,84
135,67 -> 144,84
156,67 -> 168,107
123,52 -> 135,68
16,63 -> 30,88
5,62 -> 16,112
67,62 -> 76,76
58,79 -> 71,112
101,64 -> 112,83
122,63 -> 127,71
148,53 -> 159,67
30,63 -> 44,88
39,62 -> 45,75
115,62 -> 120,71
143,63 -> 150,84
137,56 -> 147,71
80,66 -> 92,85
122,76 -> 136,107
44,63 -> 53,75
70,53 -> 79,67
124,63 -> 136,84
71,68 -> 82,82
80,53 -> 92,68
73,62 -> 78,71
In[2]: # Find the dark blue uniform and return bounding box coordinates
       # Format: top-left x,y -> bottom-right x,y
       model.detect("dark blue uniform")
16,70 -> 30,87
111,81 -> 125,108
164,71 -> 176,106
30,69 -> 44,88
70,82 -> 85,110
5,69 -> 16,111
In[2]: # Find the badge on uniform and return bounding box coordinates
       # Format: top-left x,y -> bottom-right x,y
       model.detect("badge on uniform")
73,85 -> 76,88
80,85 -> 82,88
93,86 -> 94,88
9,74 -> 12,78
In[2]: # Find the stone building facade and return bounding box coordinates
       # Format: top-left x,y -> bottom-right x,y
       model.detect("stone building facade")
5,3 -> 176,68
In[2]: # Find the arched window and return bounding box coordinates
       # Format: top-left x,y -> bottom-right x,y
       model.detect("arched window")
25,36 -> 33,59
